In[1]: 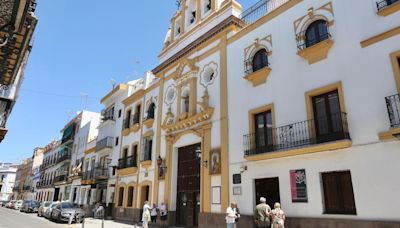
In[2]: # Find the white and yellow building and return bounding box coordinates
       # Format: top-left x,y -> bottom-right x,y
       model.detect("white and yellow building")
105,0 -> 400,227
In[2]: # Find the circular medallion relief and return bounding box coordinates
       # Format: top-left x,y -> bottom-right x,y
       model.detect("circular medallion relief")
200,62 -> 218,88
164,85 -> 177,105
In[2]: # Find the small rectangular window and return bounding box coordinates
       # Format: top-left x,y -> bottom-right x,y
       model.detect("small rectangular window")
118,109 -> 122,118
115,137 -> 119,146
322,170 -> 356,215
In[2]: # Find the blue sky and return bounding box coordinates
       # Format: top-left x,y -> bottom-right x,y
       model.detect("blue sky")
0,0 -> 254,163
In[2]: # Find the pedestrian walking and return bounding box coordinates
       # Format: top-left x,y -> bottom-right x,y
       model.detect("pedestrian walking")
142,201 -> 151,228
254,197 -> 271,228
96,203 -> 104,219
159,202 -> 168,227
271,202 -> 285,228
150,203 -> 159,224
226,201 -> 238,228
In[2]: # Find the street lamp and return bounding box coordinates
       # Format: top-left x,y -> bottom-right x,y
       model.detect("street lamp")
195,146 -> 208,168
157,156 -> 167,179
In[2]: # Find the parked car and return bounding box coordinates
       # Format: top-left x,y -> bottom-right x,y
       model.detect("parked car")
38,201 -> 52,217
14,200 -> 23,210
50,202 -> 84,223
44,202 -> 59,219
0,200 -> 9,207
6,200 -> 16,208
20,200 -> 31,212
20,200 -> 40,213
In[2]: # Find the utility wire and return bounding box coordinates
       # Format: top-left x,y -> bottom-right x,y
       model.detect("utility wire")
21,88 -> 102,100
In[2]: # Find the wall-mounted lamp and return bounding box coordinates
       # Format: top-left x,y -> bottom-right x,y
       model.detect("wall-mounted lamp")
240,164 -> 247,173
157,156 -> 167,179
195,146 -> 208,168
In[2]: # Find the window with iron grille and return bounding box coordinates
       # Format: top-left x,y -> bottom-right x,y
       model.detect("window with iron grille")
321,171 -> 356,215
244,49 -> 269,75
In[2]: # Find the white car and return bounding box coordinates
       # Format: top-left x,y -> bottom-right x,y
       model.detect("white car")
14,200 -> 23,210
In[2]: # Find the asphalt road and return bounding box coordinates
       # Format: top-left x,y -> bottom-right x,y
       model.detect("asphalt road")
0,206 -> 69,228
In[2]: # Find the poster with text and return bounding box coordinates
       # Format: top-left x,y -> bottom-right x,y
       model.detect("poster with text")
290,169 -> 308,202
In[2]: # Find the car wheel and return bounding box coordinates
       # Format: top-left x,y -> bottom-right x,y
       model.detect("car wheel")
57,214 -> 62,223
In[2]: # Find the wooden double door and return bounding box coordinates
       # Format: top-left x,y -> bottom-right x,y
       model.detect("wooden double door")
176,143 -> 201,227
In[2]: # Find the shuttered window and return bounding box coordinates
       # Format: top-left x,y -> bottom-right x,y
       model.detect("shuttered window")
322,171 -> 356,214
142,138 -> 153,161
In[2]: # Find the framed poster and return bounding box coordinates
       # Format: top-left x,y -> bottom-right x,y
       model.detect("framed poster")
233,186 -> 242,195
210,149 -> 221,175
212,186 -> 221,204
290,169 -> 308,202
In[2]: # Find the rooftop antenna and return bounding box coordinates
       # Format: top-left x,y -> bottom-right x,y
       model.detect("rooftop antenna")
80,92 -> 88,110
110,78 -> 116,89
66,109 -> 72,121
176,0 -> 182,10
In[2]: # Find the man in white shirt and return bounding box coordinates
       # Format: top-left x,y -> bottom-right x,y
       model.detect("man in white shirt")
226,201 -> 237,228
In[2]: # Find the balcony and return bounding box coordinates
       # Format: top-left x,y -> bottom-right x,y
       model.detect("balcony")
296,28 -> 333,64
82,170 -> 94,181
54,174 -> 68,183
101,107 -> 115,122
118,155 -> 137,170
376,0 -> 400,16
94,167 -> 109,179
244,112 -> 350,159
0,84 -> 17,100
239,0 -> 290,25
61,124 -> 76,144
22,185 -> 32,191
57,150 -> 71,163
96,137 -> 114,151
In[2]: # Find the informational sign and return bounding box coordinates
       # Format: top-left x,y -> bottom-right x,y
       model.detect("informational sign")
233,174 -> 241,184
290,169 -> 308,202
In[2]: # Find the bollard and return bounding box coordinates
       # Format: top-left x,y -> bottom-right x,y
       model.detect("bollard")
101,217 -> 104,228
81,217 -> 85,228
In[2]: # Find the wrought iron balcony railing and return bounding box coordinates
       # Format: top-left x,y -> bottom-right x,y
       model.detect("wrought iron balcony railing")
118,155 -> 137,169
123,116 -> 130,129
57,150 -> 71,163
296,29 -> 331,51
82,170 -> 94,181
244,58 -> 270,75
54,174 -> 68,183
0,84 -> 17,100
96,137 -> 114,151
244,112 -> 350,157
101,107 -> 115,122
133,112 -> 140,125
376,0 -> 399,11
240,0 -> 289,25
385,94 -> 400,128
94,168 -> 109,179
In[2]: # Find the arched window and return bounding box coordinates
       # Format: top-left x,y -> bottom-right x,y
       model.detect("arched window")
181,89 -> 190,113
305,20 -> 328,48
252,49 -> 268,72
146,103 -> 155,119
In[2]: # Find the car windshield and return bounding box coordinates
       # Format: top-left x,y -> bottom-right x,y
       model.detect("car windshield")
50,203 -> 58,208
44,202 -> 51,207
61,202 -> 73,209
32,201 -> 39,206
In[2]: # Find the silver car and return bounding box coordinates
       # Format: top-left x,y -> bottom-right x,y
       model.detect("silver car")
44,202 -> 59,219
50,202 -> 84,223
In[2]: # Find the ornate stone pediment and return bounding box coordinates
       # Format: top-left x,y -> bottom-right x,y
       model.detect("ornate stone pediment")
162,107 -> 214,133
173,58 -> 199,81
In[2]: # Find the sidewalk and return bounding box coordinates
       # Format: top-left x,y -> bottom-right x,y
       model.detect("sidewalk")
67,218 -> 143,228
